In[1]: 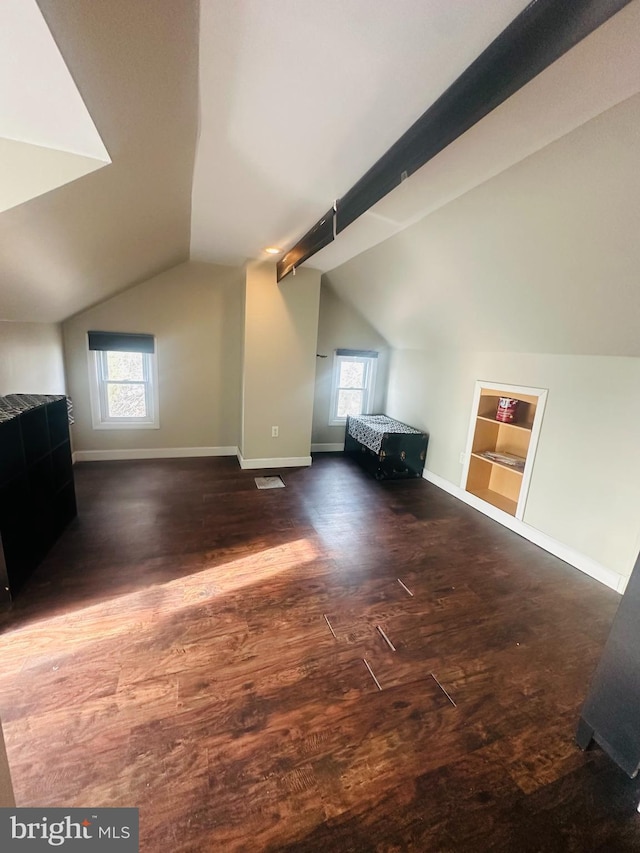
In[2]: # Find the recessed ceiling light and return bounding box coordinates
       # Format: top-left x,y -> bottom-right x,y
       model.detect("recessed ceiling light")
264,246 -> 283,255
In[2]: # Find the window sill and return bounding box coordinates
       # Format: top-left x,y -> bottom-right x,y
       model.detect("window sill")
91,421 -> 160,430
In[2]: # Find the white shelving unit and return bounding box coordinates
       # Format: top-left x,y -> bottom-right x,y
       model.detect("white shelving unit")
461,381 -> 547,520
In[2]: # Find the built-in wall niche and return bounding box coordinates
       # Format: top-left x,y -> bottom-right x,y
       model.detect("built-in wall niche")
461,381 -> 547,519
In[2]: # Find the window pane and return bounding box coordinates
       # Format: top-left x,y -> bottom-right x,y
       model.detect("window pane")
339,360 -> 364,389
337,389 -> 363,418
106,351 -> 144,381
107,383 -> 147,418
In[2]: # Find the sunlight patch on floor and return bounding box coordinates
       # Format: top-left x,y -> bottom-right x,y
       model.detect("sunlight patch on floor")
0,537 -> 321,666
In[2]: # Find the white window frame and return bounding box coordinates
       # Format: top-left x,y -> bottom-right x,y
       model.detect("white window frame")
329,351 -> 378,426
88,346 -> 160,430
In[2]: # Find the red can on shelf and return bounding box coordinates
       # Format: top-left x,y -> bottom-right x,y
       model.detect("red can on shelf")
496,397 -> 519,423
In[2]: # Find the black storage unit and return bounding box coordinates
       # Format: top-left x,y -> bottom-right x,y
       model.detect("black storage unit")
577,550 -> 640,777
344,414 -> 428,480
0,395 -> 76,603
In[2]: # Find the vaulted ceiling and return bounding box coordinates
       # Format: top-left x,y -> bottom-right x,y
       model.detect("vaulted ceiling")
0,0 -> 198,322
0,0 -> 110,214
1,0 -> 639,338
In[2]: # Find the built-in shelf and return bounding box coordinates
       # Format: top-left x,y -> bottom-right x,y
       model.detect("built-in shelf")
466,487 -> 517,517
462,382 -> 547,519
476,415 -> 534,433
470,451 -> 525,475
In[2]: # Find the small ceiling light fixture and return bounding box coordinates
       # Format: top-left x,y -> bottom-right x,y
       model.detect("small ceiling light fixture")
264,246 -> 283,255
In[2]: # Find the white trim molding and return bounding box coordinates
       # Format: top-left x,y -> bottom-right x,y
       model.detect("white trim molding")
87,345 -> 160,430
329,351 -> 378,427
311,443 -> 344,453
73,446 -> 237,463
423,468 -> 627,594
236,450 -> 312,469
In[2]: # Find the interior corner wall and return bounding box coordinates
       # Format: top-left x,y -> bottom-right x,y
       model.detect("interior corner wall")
312,282 -> 390,447
62,261 -> 244,452
387,347 -> 640,585
241,262 -> 320,465
0,321 -> 66,396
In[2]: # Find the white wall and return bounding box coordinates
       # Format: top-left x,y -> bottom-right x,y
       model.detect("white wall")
0,321 -> 65,395
63,262 -> 244,452
312,283 -> 390,447
241,262 -> 320,465
387,348 -> 640,584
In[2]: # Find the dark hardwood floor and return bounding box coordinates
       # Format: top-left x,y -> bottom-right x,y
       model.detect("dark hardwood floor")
0,454 -> 638,851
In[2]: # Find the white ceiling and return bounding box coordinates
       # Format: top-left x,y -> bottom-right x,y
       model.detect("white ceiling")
0,0 -> 198,322
0,0 -> 110,214
190,0 -> 532,264
191,0 -> 640,273
1,0 -> 639,323
314,0 -> 640,272
0,0 -> 109,159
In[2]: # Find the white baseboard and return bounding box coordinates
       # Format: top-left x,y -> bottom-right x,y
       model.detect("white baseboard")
73,446 -> 237,463
311,443 -> 344,453
423,468 -> 627,594
236,450 -> 312,470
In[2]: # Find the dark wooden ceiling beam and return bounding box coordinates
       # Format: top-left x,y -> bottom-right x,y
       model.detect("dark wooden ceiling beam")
276,208 -> 335,282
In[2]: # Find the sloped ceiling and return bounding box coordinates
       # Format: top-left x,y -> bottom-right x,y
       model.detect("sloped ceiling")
324,89 -> 640,357
190,0 -> 640,278
0,0 -> 111,214
0,0 -> 198,322
190,0 -> 533,265
313,0 -> 640,273
1,0 -> 639,344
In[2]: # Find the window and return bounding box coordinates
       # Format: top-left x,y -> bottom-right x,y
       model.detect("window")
87,331 -> 159,429
329,349 -> 378,426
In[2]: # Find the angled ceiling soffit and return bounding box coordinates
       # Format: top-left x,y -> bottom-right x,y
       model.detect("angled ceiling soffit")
0,0 -> 111,214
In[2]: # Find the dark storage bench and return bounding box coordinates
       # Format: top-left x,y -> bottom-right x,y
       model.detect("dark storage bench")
0,394 -> 76,604
344,414 -> 428,480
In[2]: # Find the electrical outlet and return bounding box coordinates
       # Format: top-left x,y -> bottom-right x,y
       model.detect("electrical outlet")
459,452 -> 466,464
271,426 -> 279,438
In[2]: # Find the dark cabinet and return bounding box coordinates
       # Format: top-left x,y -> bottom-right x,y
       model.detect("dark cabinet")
0,395 -> 76,604
577,550 -> 640,777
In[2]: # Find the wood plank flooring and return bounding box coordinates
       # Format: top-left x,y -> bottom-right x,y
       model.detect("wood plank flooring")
0,454 -> 639,851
